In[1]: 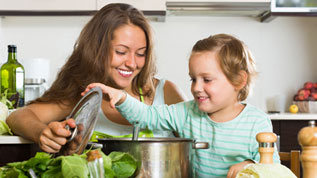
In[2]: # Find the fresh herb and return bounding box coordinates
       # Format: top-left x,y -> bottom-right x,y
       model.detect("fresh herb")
0,89 -> 15,110
0,89 -> 12,135
0,150 -> 137,178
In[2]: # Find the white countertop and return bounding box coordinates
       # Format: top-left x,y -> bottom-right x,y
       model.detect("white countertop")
0,113 -> 316,144
0,136 -> 33,144
269,113 -> 317,120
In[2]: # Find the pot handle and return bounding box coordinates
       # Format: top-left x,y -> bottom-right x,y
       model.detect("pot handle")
192,141 -> 209,149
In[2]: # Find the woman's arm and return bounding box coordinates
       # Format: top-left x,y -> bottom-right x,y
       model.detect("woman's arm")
164,80 -> 187,105
6,102 -> 74,153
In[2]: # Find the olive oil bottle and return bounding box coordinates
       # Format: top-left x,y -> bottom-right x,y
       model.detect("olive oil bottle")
0,45 -> 25,108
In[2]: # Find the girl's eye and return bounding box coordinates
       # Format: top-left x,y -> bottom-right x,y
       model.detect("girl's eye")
190,78 -> 196,82
204,79 -> 212,82
116,51 -> 126,55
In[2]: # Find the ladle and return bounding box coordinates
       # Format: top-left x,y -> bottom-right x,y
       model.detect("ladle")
132,121 -> 140,141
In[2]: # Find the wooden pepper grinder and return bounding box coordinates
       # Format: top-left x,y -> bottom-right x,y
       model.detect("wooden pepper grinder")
256,132 -> 277,164
298,120 -> 317,178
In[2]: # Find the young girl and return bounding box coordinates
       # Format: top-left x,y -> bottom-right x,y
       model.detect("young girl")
83,34 -> 280,178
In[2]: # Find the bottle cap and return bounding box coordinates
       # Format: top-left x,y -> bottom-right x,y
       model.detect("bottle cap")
8,45 -> 17,52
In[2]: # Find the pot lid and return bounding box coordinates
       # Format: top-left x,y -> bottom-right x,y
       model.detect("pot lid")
59,87 -> 102,155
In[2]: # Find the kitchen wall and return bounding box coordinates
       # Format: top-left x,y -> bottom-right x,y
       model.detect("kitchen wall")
0,15 -> 316,111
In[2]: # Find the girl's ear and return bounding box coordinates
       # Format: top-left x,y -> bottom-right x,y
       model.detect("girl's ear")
236,70 -> 248,90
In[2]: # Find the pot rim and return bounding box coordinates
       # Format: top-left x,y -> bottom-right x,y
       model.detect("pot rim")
97,137 -> 195,142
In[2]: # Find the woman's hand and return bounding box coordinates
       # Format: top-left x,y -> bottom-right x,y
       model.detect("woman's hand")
38,119 -> 76,153
227,160 -> 254,178
82,83 -> 127,108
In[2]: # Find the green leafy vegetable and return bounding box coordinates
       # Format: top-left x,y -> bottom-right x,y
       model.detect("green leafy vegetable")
0,89 -> 14,110
0,150 -> 138,178
109,152 -> 137,178
90,130 -> 154,142
0,120 -> 12,135
62,154 -> 88,178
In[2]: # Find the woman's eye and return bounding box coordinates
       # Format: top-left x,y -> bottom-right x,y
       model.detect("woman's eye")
204,79 -> 212,82
136,53 -> 145,57
116,51 -> 126,55
190,78 -> 196,82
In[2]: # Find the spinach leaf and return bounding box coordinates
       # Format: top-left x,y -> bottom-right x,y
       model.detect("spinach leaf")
42,166 -> 63,178
61,154 -> 88,178
109,152 -> 137,178
104,167 -> 115,178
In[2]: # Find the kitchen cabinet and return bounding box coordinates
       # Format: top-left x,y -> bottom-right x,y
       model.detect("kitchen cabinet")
0,0 -> 96,11
0,136 -> 40,166
97,0 -> 166,11
270,113 -> 317,152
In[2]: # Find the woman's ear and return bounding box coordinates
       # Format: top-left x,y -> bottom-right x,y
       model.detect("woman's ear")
236,70 -> 248,90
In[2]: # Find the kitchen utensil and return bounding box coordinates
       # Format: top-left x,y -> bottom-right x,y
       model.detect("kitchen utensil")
98,137 -> 209,178
59,87 -> 102,155
298,120 -> 317,178
132,121 -> 140,141
25,78 -> 47,103
236,132 -> 296,178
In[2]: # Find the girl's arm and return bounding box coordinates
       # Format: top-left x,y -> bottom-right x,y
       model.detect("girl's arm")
83,83 -> 187,132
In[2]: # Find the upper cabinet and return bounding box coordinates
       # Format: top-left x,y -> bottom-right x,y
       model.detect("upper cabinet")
0,0 -> 96,11
97,0 -> 166,11
166,0 -> 271,17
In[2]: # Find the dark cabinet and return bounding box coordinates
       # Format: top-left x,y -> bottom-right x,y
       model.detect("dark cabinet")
272,120 -> 311,152
0,143 -> 41,166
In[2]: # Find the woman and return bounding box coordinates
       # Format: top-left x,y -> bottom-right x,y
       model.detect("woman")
6,3 -> 186,153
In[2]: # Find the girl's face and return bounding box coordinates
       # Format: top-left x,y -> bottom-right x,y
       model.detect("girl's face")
189,51 -> 239,115
109,24 -> 147,89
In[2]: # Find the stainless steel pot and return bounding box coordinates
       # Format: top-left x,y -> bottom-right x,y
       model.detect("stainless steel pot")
97,137 -> 209,178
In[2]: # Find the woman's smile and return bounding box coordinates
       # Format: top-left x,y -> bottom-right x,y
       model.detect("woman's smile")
117,68 -> 133,78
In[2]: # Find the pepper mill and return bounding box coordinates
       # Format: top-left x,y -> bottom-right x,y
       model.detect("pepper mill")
298,120 -> 317,178
256,132 -> 277,164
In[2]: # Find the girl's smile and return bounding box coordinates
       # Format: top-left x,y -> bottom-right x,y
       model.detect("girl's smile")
189,51 -> 240,119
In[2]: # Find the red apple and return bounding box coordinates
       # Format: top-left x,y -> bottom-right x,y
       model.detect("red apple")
304,82 -> 314,89
293,94 -> 299,101
314,83 -> 317,88
312,92 -> 317,100
298,94 -> 305,101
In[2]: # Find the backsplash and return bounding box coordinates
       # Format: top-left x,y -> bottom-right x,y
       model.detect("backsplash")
0,15 -> 316,111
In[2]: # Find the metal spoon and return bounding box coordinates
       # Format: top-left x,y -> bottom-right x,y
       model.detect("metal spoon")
132,121 -> 140,141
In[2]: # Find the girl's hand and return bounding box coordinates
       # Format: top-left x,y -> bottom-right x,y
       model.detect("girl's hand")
227,160 -> 254,178
38,119 -> 76,153
82,83 -> 127,108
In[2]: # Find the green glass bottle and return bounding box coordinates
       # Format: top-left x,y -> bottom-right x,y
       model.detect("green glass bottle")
0,45 -> 25,108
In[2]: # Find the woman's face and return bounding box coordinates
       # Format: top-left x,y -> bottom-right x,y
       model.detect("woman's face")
109,24 -> 147,89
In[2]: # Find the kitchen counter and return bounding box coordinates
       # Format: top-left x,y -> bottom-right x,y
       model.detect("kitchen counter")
0,136 -> 33,144
269,113 -> 317,120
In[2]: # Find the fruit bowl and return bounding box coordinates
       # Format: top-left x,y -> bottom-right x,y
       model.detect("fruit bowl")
293,101 -> 317,113
292,82 -> 317,113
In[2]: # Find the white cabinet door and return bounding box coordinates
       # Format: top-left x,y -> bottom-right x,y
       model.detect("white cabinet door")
0,0 -> 96,11
167,0 -> 269,2
97,0 -> 166,11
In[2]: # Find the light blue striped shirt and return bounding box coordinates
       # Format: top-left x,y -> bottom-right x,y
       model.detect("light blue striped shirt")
116,95 -> 280,178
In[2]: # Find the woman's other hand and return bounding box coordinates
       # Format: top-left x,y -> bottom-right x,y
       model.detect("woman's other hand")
38,119 -> 76,153
227,160 -> 254,178
82,83 -> 127,108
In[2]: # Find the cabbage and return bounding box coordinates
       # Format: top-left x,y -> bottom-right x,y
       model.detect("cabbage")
0,91 -> 12,135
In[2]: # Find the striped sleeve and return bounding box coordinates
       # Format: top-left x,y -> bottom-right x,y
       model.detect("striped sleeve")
116,94 -> 188,133
249,109 -> 281,164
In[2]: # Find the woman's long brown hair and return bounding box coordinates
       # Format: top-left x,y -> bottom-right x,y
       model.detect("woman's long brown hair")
31,3 -> 156,106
